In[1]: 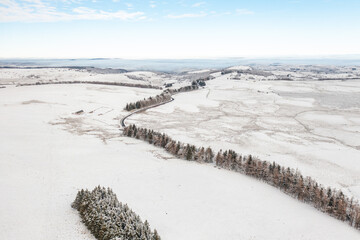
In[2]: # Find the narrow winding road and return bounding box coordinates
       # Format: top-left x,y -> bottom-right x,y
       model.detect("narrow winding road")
120,97 -> 174,128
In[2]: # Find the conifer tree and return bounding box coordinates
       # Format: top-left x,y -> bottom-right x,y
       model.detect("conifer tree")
185,145 -> 193,160
72,186 -> 161,240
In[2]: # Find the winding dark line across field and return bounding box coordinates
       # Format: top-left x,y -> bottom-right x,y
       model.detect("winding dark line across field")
17,81 -> 161,90
120,97 -> 174,128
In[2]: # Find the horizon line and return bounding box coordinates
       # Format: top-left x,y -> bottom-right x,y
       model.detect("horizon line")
2,54 -> 360,61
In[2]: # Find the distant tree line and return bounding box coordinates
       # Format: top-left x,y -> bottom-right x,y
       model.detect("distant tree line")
124,124 -> 360,230
17,81 -> 162,89
125,93 -> 172,111
124,81 -> 203,112
164,82 -> 200,95
72,186 -> 161,240
221,69 -> 272,77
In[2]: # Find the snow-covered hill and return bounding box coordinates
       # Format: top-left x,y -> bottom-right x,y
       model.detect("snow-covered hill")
0,84 -> 359,239
130,73 -> 360,200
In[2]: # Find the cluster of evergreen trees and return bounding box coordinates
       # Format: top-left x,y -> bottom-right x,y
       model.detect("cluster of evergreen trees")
125,93 -> 172,111
72,186 -> 161,240
124,124 -> 360,231
125,82 -> 201,112
164,82 -> 200,95
124,124 -> 214,162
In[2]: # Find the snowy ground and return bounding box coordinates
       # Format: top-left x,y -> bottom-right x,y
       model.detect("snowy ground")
1,83 -> 360,239
0,68 -> 172,86
130,73 -> 360,200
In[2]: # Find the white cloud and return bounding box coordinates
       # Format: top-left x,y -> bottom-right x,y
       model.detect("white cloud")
165,10 -> 232,19
72,7 -> 96,14
211,11 -> 232,17
236,9 -> 254,15
166,12 -> 207,19
0,0 -> 145,22
60,0 -> 85,3
192,1 -> 205,7
149,0 -> 156,7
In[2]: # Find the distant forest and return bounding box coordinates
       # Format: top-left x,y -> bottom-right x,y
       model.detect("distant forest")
124,80 -> 205,111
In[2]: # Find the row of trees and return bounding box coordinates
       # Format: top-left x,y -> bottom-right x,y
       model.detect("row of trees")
215,150 -> 360,228
125,93 -> 172,111
164,81 -> 200,95
123,124 -> 360,230
125,82 -> 201,112
72,186 -> 161,240
124,124 -> 214,162
18,81 -> 162,89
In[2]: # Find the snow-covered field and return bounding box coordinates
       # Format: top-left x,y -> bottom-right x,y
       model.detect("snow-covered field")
130,74 -> 360,200
1,67 -> 360,239
0,68 -> 171,86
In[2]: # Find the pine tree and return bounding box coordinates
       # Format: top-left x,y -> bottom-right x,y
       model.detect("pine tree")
175,142 -> 180,155
185,145 -> 193,160
152,229 -> 161,240
205,147 -> 214,163
215,151 -> 222,166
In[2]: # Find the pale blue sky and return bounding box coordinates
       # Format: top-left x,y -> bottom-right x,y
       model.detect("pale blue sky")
1,0 -> 359,58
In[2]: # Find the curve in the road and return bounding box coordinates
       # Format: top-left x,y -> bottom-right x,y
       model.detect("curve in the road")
120,97 -> 174,128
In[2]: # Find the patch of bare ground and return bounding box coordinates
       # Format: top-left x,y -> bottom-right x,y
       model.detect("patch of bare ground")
22,100 -> 47,105
50,117 -> 118,144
